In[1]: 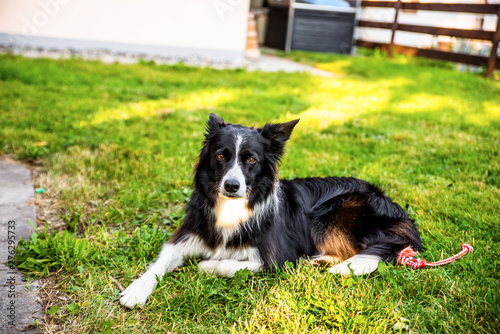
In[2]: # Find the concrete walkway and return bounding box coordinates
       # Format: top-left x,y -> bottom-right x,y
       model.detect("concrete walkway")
1,46 -> 334,77
246,55 -> 333,77
0,160 -> 42,333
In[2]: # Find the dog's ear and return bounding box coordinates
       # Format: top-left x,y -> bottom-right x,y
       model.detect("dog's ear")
260,119 -> 300,144
259,119 -> 299,160
206,113 -> 226,133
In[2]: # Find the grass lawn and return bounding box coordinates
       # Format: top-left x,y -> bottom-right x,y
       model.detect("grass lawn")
1,51 -> 499,333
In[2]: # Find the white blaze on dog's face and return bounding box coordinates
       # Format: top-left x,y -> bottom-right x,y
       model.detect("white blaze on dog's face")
219,135 -> 246,198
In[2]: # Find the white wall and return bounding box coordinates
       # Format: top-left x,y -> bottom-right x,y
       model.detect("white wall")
0,0 -> 251,59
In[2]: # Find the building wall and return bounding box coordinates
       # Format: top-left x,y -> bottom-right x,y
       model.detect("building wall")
0,0 -> 251,59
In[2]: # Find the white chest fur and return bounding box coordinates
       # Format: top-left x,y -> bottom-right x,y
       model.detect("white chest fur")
213,195 -> 252,230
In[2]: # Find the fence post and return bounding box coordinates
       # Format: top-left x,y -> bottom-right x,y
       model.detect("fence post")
388,0 -> 402,58
486,4 -> 500,77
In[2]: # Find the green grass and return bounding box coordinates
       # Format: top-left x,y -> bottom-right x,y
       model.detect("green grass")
1,51 -> 499,333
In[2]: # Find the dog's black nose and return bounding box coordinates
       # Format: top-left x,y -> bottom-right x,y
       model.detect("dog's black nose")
224,179 -> 240,193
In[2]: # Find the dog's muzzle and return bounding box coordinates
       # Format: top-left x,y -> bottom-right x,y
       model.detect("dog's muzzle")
220,160 -> 247,198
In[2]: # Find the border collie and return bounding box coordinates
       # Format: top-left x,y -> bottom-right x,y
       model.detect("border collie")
120,114 -> 422,308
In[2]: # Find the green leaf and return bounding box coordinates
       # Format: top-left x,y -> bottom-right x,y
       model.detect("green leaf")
46,305 -> 60,315
64,302 -> 81,315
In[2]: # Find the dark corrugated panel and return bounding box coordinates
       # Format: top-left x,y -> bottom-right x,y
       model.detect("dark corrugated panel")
291,9 -> 355,54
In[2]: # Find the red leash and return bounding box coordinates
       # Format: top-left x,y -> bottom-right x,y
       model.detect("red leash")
398,244 -> 474,269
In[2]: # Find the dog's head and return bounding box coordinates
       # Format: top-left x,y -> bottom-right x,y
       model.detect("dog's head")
194,113 -> 299,207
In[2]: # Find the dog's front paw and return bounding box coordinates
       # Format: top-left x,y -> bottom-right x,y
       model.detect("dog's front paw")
119,275 -> 157,309
198,260 -> 220,275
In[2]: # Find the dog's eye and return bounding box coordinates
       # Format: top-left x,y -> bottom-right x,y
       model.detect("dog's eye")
216,154 -> 224,161
247,157 -> 256,164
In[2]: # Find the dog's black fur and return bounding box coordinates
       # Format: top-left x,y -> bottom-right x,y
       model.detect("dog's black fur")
170,114 -> 422,269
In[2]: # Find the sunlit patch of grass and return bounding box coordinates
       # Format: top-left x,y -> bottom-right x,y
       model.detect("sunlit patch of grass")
316,59 -> 351,75
81,100 -> 175,126
285,77 -> 414,130
298,108 -> 353,128
84,88 -> 239,126
395,93 -> 457,113
466,100 -> 500,127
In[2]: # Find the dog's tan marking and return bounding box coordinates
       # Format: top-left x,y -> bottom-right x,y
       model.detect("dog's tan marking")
317,231 -> 360,261
315,197 -> 366,261
214,194 -> 252,229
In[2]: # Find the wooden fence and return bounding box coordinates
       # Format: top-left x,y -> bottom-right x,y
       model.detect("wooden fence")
356,1 -> 500,76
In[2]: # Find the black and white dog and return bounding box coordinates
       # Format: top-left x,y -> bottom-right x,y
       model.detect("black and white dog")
120,114 -> 421,308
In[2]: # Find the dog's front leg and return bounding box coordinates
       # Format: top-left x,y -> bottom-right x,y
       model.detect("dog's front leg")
120,242 -> 185,308
198,260 -> 262,277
